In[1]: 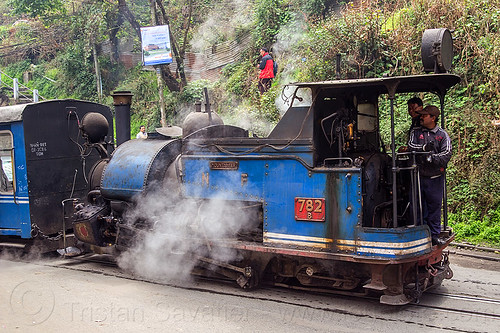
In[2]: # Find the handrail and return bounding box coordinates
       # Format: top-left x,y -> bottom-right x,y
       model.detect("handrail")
0,69 -> 46,103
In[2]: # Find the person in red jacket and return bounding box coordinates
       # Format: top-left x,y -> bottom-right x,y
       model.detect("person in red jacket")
258,47 -> 274,94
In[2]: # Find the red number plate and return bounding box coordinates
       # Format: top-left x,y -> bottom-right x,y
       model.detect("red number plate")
294,198 -> 326,222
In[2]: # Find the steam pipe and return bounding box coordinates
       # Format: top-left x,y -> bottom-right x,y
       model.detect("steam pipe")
410,151 -> 418,226
204,87 -> 212,124
112,91 -> 133,146
385,81 -> 400,228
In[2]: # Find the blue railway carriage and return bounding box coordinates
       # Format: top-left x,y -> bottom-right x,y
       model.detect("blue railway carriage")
73,74 -> 459,305
0,100 -> 113,249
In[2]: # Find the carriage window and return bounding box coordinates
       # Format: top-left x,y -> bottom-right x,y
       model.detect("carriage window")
0,131 -> 14,193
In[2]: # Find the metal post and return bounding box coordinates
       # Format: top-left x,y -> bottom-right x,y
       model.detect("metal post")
33,89 -> 39,102
155,66 -> 166,127
440,96 -> 448,230
13,78 -> 19,104
204,87 -> 212,124
417,168 -> 423,226
410,152 -> 418,225
390,97 -> 398,228
336,54 -> 341,80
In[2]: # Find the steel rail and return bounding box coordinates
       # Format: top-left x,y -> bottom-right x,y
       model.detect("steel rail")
4,254 -> 499,332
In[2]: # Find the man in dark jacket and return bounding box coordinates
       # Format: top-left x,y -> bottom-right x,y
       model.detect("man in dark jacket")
408,105 -> 452,245
407,97 -> 423,134
258,47 -> 274,94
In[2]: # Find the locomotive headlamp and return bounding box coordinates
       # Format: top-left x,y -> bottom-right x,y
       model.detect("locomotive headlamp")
80,112 -> 109,144
421,28 -> 454,73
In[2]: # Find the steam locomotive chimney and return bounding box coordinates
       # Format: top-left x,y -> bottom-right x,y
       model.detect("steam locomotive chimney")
112,91 -> 133,146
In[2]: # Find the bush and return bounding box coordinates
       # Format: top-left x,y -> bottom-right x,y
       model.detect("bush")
449,206 -> 500,246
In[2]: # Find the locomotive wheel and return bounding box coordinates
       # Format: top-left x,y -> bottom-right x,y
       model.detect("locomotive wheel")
237,266 -> 260,290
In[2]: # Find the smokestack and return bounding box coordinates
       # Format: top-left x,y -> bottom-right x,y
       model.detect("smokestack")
112,91 -> 133,146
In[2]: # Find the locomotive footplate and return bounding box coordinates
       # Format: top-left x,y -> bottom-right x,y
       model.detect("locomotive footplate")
214,237 -> 454,264
113,219 -> 454,304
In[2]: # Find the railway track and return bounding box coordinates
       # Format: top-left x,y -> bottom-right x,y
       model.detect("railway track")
413,291 -> 500,321
4,252 -> 498,332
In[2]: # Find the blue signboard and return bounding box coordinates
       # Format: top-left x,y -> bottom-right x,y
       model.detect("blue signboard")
140,25 -> 173,66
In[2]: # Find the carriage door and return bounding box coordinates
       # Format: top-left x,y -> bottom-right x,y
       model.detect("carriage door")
0,129 -> 31,238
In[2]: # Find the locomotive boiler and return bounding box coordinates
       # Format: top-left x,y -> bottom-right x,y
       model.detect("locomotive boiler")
72,70 -> 459,305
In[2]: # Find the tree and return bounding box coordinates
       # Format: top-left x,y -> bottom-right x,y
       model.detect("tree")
117,0 -> 181,92
155,0 -> 191,87
105,5 -> 124,64
9,0 -> 65,18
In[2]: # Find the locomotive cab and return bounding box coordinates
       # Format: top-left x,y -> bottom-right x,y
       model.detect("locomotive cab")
270,75 -> 459,234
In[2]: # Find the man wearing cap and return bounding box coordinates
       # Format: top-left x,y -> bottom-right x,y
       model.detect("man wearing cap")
408,105 -> 452,246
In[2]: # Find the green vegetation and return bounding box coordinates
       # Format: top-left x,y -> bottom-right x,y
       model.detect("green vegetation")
8,0 -> 65,18
1,0 -> 499,247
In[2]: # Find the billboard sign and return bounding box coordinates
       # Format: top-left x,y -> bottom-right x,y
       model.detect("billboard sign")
140,25 -> 173,66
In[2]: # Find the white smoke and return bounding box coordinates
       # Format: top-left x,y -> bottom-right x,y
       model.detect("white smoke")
272,12 -> 308,60
173,102 -> 197,127
0,247 -> 24,261
271,13 -> 310,116
221,102 -> 277,137
190,0 -> 253,53
117,170 -> 260,284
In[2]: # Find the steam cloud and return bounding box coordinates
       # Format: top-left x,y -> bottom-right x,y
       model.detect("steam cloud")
190,0 -> 253,53
186,4 -> 313,137
117,172 -> 259,284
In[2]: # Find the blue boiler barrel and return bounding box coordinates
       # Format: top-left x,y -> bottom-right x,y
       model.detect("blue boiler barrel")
100,139 -> 181,201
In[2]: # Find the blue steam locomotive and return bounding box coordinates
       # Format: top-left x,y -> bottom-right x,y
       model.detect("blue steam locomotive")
0,29 -> 459,305
72,69 -> 459,305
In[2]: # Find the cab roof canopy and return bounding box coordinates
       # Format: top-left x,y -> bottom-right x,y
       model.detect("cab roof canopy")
292,74 -> 460,97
